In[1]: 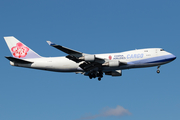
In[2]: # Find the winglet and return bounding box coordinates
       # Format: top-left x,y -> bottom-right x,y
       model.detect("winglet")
47,41 -> 56,46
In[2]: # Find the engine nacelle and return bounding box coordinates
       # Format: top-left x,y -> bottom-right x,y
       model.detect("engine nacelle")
108,60 -> 120,67
79,55 -> 95,62
105,70 -> 122,76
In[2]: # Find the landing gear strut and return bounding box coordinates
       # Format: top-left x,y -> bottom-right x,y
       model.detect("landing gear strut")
157,65 -> 160,74
97,71 -> 103,81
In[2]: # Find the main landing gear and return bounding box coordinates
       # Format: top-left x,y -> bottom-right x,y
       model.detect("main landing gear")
88,71 -> 103,81
157,65 -> 160,74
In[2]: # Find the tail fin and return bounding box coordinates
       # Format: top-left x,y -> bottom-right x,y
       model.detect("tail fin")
4,36 -> 41,59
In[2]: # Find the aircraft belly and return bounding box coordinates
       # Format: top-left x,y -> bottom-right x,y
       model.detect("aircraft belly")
29,57 -> 79,72
52,62 -> 79,72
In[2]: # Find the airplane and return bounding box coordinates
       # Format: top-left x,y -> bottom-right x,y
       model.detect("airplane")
4,36 -> 176,81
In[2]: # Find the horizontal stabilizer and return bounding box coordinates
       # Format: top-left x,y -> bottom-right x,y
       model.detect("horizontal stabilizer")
5,56 -> 33,64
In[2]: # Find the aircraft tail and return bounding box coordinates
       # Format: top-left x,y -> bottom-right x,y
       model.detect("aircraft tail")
4,36 -> 42,59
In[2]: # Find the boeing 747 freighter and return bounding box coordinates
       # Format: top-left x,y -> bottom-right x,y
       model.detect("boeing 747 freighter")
4,36 -> 176,81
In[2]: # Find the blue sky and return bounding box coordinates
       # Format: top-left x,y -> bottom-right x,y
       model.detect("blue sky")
0,0 -> 179,120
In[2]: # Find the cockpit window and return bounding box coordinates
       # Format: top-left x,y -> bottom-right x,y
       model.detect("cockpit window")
160,49 -> 165,51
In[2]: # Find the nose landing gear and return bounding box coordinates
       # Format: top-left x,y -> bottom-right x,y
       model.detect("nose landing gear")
157,65 -> 160,74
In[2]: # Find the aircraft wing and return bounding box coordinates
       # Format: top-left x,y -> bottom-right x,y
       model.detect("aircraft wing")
47,41 -> 87,63
47,41 -> 126,72
47,41 -> 82,55
47,41 -> 107,71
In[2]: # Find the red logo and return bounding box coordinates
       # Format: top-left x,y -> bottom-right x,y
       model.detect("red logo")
11,42 -> 29,58
109,55 -> 112,60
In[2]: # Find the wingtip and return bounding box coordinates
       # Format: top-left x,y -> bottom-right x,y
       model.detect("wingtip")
46,41 -> 56,46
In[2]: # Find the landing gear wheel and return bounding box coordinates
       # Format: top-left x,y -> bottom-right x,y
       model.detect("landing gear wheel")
157,65 -> 160,74
157,70 -> 160,74
98,78 -> 101,81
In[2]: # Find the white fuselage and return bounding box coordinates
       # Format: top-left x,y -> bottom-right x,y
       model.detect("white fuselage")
10,48 -> 176,73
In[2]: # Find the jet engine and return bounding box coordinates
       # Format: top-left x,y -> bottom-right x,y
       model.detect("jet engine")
102,60 -> 121,67
79,55 -> 95,62
108,60 -> 120,67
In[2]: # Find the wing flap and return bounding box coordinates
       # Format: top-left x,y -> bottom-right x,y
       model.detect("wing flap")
66,55 -> 83,63
79,62 -> 101,71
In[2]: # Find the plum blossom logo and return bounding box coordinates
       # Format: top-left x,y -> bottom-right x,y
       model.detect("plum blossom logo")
11,42 -> 29,58
109,55 -> 112,60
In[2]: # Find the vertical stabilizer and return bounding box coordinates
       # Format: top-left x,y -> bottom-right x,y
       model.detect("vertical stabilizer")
4,36 -> 41,59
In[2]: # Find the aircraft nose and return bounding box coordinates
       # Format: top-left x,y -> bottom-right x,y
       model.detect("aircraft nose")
170,54 -> 176,61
